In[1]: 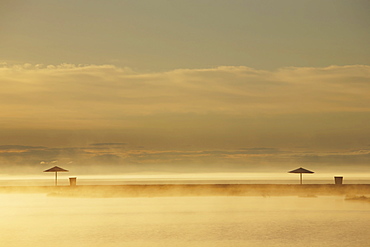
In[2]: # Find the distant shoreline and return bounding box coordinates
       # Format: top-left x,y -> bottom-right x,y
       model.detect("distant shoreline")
1,184 -> 369,198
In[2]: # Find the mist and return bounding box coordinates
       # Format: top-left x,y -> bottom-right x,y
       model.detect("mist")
1,1 -> 369,245
1,192 -> 369,247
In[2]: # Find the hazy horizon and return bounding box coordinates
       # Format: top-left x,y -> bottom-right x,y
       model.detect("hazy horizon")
2,2 -> 370,246
1,0 -> 369,180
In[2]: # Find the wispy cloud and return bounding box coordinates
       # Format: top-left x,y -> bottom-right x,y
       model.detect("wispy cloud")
90,143 -> 128,147
1,64 -> 369,129
0,64 -> 369,174
0,145 -> 46,151
0,144 -> 369,175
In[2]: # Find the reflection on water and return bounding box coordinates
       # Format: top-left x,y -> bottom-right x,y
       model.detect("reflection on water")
1,195 -> 369,247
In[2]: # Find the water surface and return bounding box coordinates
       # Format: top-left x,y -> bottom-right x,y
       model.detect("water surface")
1,194 -> 369,247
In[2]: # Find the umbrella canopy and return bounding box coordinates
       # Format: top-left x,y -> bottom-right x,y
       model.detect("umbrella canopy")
43,166 -> 69,186
288,167 -> 314,184
44,166 -> 69,172
289,167 -> 314,174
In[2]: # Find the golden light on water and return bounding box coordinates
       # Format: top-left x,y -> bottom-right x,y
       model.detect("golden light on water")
1,1 -> 369,246
1,193 -> 370,247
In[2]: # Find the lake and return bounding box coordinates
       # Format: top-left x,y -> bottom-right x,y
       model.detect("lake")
1,194 -> 369,247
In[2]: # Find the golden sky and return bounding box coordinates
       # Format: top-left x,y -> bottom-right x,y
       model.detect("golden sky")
0,1 -> 369,175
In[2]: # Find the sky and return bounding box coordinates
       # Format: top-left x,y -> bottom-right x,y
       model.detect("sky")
0,0 -> 370,177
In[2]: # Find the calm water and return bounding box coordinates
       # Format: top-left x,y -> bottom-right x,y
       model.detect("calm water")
1,194 -> 369,247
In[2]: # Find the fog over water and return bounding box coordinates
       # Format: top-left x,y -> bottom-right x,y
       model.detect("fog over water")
1,2 -> 369,246
1,194 -> 369,247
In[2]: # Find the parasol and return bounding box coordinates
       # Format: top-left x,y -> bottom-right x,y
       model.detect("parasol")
43,166 -> 69,186
288,167 -> 314,184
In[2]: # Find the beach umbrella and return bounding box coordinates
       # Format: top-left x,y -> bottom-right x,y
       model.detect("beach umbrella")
288,167 -> 314,184
43,166 -> 69,186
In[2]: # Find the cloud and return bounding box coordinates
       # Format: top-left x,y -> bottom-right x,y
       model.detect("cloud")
0,64 -> 369,129
0,142 -> 370,175
237,148 -> 284,154
0,145 -> 46,150
90,143 -> 128,147
0,64 -> 370,173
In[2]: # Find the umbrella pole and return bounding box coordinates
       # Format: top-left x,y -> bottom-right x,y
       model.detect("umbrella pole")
55,171 -> 58,186
300,173 -> 302,185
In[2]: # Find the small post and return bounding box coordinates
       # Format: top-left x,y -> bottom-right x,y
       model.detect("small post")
69,177 -> 77,186
300,173 -> 302,185
334,176 -> 343,185
55,172 -> 58,186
